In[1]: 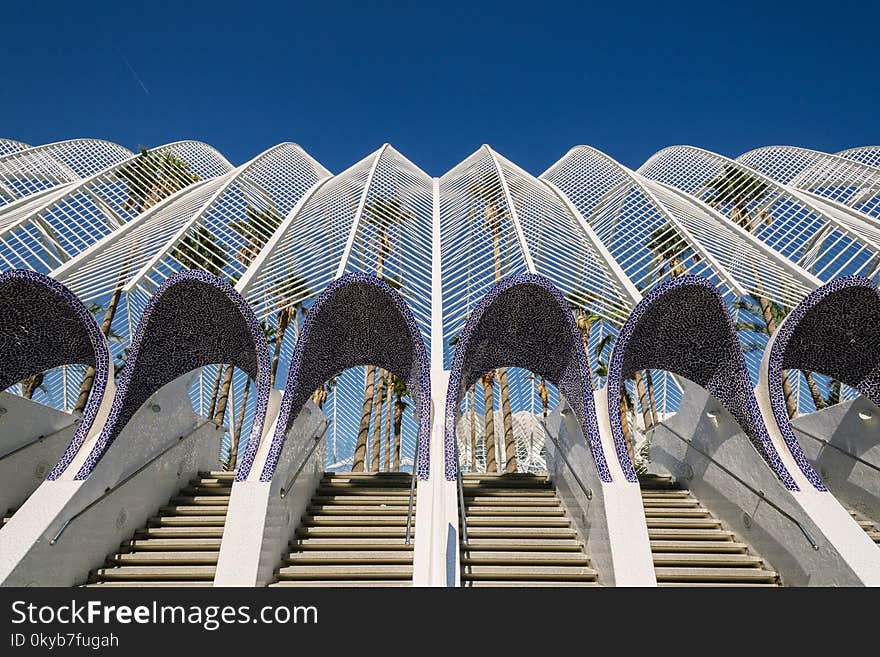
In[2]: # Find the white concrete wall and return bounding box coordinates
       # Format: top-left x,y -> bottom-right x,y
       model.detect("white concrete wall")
0,392 -> 78,515
654,379 -> 877,586
791,397 -> 880,525
544,396 -> 656,586
215,398 -> 327,587
0,375 -> 219,586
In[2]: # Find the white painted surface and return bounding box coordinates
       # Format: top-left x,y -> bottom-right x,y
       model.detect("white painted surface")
214,400 -> 326,587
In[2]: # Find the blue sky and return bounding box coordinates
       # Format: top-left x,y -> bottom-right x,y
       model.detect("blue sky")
1,0 -> 877,175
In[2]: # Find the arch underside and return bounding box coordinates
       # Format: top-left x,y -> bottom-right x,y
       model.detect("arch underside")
67,270 -> 270,480
240,273 -> 430,482
609,275 -> 797,489
0,270 -> 109,481
767,276 -> 880,489
444,274 -> 608,482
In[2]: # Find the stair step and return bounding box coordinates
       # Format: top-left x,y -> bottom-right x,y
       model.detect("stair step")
296,526 -> 414,538
307,505 -> 409,516
461,551 -> 590,566
108,552 -> 220,565
654,567 -> 778,583
463,496 -> 562,506
462,489 -> 556,497
311,496 -> 412,506
462,538 -> 583,551
641,499 -> 700,508
658,581 -> 780,587
159,506 -> 228,516
641,491 -> 692,499
84,581 -> 213,587
124,538 -> 222,550
463,580 -> 601,587
286,551 -> 413,565
291,538 -> 414,550
148,516 -> 226,527
463,506 -> 565,516
464,516 -> 571,528
92,566 -> 216,581
466,527 -> 577,539
302,515 -> 413,527
181,486 -> 234,496
198,471 -> 236,479
270,580 -> 411,587
644,508 -> 711,518
277,565 -> 412,580
647,528 -> 735,540
646,518 -> 722,529
171,496 -> 230,505
461,473 -> 549,482
648,540 -> 748,553
315,487 -> 412,496
460,565 -> 598,581
652,553 -> 764,567
135,527 -> 224,538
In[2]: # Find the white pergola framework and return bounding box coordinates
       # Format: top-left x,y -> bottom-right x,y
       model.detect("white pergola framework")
1,136 -> 877,473
838,146 -> 880,169
51,142 -> 328,456
737,145 -> 880,221
236,145 -> 433,469
639,146 -> 880,283
0,139 -> 133,206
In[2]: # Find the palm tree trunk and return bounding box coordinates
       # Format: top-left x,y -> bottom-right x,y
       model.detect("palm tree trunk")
270,306 -> 292,387
74,285 -> 124,412
620,390 -> 634,463
645,369 -> 659,425
634,371 -> 652,430
213,365 -> 235,427
482,373 -> 497,473
383,379 -> 393,472
756,295 -> 798,418
207,365 -> 224,419
469,386 -> 476,471
393,395 -> 404,472
805,371 -> 826,411
370,369 -> 386,472
352,365 -> 377,472
23,373 -> 43,400
227,377 -> 250,471
577,309 -> 595,388
498,368 -> 516,473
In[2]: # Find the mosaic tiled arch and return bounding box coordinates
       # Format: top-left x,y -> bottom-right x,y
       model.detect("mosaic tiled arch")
58,270 -> 271,480
238,272 -> 431,482
766,275 -> 880,490
608,274 -> 799,490
0,270 -> 109,479
445,273 -> 610,482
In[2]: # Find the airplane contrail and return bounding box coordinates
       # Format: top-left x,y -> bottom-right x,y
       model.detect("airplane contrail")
117,48 -> 150,96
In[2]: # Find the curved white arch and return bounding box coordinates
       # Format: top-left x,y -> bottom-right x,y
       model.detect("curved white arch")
640,145 -> 880,281
837,146 -> 880,169
0,139 -> 30,156
738,145 -> 880,218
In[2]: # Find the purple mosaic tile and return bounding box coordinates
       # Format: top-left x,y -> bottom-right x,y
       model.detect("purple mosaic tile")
241,272 -> 431,482
608,274 -> 799,489
68,270 -> 271,480
0,270 -> 109,481
767,275 -> 880,490
444,273 -> 611,482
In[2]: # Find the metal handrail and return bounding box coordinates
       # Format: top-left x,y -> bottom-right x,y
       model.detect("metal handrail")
405,445 -> 418,545
279,422 -> 330,498
794,426 -> 880,475
654,423 -> 819,550
50,421 -> 211,545
456,457 -> 469,544
540,423 -> 593,502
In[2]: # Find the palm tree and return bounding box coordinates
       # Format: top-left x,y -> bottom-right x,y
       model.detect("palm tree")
370,369 -> 388,472
527,374 -> 550,418
733,297 -> 799,418
594,333 -> 635,459
704,164 -> 771,231
646,223 -> 691,281
469,385 -> 477,471
481,371 -> 497,473
469,174 -> 517,473
566,287 -> 602,389
390,375 -> 409,472
352,198 -> 412,472
118,148 -> 199,215
383,374 -> 393,472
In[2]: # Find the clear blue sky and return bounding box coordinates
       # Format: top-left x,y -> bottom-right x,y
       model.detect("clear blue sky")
2,0 -> 877,175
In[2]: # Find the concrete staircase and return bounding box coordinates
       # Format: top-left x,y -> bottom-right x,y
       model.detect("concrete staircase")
849,508 -> 880,545
459,472 -> 599,586
270,471 -> 415,587
84,470 -> 233,587
640,474 -> 781,587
